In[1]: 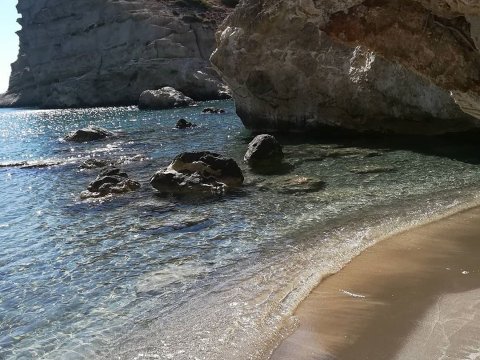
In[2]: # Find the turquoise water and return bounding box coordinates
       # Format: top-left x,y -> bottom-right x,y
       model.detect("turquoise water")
1,101 -> 480,359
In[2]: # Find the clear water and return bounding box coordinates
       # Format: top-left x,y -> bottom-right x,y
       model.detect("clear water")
1,101 -> 480,359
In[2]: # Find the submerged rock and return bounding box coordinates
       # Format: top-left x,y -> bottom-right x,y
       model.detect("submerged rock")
138,87 -> 194,110
81,167 -> 140,199
79,158 -> 111,169
349,166 -> 397,174
176,118 -> 196,129
211,0 -> 480,135
202,107 -> 225,114
65,126 -> 114,142
257,176 -> 326,195
150,151 -> 243,195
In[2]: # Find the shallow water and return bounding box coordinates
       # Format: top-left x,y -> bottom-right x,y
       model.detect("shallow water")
1,101 -> 480,359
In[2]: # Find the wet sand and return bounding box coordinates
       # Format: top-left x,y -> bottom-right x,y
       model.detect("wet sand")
271,205 -> 480,360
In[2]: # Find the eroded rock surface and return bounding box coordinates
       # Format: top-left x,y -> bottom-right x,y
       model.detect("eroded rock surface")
150,151 -> 244,195
1,0 -> 234,108
212,0 -> 480,135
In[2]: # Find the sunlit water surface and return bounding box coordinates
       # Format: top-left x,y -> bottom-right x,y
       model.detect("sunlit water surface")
1,101 -> 480,359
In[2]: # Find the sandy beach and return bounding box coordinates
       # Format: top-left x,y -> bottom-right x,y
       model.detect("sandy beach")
271,205 -> 480,360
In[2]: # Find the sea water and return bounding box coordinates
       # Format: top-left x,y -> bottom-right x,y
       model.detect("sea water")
1,101 -> 480,359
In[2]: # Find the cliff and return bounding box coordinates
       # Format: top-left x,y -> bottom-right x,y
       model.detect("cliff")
1,0 -> 234,108
212,0 -> 480,135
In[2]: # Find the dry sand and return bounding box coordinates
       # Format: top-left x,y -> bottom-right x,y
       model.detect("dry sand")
271,206 -> 480,360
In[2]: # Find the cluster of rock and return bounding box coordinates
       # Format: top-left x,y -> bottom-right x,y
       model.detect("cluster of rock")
66,123 -> 326,199
1,0 -> 234,108
212,0 -> 480,135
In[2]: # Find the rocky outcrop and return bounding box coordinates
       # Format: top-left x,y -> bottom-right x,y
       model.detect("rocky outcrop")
212,0 -> 480,135
150,151 -> 244,195
1,0 -> 233,108
64,126 -> 114,142
138,87 -> 194,110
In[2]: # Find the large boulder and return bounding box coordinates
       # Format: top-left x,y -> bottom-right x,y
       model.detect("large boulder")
150,151 -> 244,195
211,0 -> 480,135
64,126 -> 114,142
81,167 -> 140,199
244,134 -> 284,168
138,87 -> 194,110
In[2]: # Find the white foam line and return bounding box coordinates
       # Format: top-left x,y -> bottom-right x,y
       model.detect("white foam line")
340,289 -> 367,298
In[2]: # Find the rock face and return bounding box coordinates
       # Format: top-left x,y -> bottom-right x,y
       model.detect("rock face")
1,0 -> 233,108
150,151 -> 243,195
64,126 -> 113,142
212,0 -> 480,135
138,87 -> 194,110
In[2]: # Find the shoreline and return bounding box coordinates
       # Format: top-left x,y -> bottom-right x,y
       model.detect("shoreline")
270,204 -> 480,360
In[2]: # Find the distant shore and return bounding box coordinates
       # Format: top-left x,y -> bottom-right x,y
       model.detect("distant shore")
271,205 -> 480,360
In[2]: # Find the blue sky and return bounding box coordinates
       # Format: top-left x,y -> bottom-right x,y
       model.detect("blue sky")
0,0 -> 20,93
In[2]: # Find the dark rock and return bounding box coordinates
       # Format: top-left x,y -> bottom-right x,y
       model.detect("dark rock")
65,126 -> 114,142
244,134 -> 284,172
202,107 -> 225,114
81,167 -> 140,199
170,151 -> 244,187
150,151 -> 244,195
221,0 -> 239,7
176,118 -> 196,129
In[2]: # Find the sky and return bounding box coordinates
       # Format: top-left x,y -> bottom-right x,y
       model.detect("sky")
0,0 -> 20,93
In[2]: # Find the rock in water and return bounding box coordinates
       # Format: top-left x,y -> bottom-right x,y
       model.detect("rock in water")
138,87 -> 194,110
150,151 -> 244,195
81,167 -> 140,199
64,126 -> 114,142
211,0 -> 480,135
176,119 -> 196,129
202,107 -> 225,114
244,134 -> 284,168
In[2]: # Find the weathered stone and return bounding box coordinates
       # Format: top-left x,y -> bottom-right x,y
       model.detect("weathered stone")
176,118 -> 196,129
211,0 -> 480,135
138,87 -> 194,110
64,126 -> 114,142
150,151 -> 244,195
1,1 -> 234,108
81,167 -> 140,199
244,134 -> 284,168
170,151 -> 244,187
